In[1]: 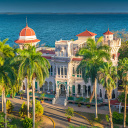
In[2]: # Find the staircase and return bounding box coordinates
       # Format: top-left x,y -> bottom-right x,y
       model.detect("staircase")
55,96 -> 66,106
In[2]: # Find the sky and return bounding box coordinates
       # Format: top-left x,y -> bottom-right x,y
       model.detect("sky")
0,0 -> 128,13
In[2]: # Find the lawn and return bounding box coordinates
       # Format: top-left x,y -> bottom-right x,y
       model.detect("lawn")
76,111 -> 124,128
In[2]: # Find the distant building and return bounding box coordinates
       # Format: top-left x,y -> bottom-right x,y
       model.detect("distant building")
15,24 -> 121,102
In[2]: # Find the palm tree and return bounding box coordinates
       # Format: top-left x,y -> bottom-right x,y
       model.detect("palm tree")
0,60 -> 16,128
12,46 -> 50,128
98,62 -> 118,128
77,37 -> 110,118
118,58 -> 128,128
0,39 -> 15,128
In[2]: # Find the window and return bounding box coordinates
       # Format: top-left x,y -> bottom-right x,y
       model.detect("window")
49,65 -> 53,76
112,54 -> 116,60
100,89 -> 102,98
72,67 -> 75,76
77,68 -> 82,77
61,66 -> 63,75
64,67 -> 67,75
58,67 -> 60,75
61,51 -> 63,56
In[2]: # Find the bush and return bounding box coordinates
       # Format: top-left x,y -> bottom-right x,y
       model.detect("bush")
6,100 -> 14,114
106,114 -> 109,123
0,112 -> 17,128
19,102 -> 27,117
65,107 -> 74,118
31,100 -> 44,121
35,101 -> 44,119
112,111 -> 128,125
23,117 -> 32,128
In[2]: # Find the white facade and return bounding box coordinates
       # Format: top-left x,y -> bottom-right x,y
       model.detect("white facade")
18,29 -> 121,101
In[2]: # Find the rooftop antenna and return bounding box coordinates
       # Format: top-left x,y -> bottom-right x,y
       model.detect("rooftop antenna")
26,16 -> 28,26
108,24 -> 109,31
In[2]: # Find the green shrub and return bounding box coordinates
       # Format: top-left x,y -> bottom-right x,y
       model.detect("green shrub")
0,112 -> 17,128
106,114 -> 109,123
35,101 -> 44,119
31,100 -> 44,120
19,102 -> 27,117
112,111 -> 128,125
23,117 -> 32,128
6,100 -> 14,114
65,107 -> 74,118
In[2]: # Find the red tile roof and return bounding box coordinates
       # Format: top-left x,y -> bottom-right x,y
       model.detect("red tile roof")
42,56 -> 52,59
15,39 -> 40,44
103,28 -> 114,35
76,29 -> 97,37
19,24 -> 35,36
72,58 -> 82,61
40,50 -> 55,54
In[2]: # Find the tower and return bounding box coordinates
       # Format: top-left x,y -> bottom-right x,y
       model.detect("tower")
103,28 -> 114,42
15,20 -> 40,49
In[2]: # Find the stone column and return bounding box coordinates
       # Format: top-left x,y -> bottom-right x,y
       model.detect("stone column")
67,85 -> 69,97
75,84 -> 77,96
81,85 -> 83,97
87,86 -> 88,98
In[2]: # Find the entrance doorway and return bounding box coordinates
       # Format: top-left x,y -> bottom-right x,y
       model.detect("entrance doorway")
59,84 -> 66,97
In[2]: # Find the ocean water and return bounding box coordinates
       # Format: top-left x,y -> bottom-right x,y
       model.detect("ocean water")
0,14 -> 128,47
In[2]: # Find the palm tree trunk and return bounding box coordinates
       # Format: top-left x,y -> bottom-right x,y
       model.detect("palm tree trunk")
32,79 -> 35,128
3,89 -> 7,128
123,85 -> 127,128
27,78 -> 30,118
95,78 -> 98,118
108,96 -> 113,128
2,89 -> 4,112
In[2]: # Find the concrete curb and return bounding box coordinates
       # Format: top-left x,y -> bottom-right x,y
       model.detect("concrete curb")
43,115 -> 55,128
74,111 -> 93,127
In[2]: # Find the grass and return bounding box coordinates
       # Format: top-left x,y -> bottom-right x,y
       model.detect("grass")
76,111 -> 123,128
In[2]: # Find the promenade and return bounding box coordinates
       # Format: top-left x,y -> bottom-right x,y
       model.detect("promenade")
0,96 -> 112,128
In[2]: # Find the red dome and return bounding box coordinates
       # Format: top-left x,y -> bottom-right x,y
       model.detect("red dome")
19,24 -> 35,36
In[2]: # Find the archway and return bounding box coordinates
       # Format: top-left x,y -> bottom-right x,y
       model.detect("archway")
59,84 -> 66,97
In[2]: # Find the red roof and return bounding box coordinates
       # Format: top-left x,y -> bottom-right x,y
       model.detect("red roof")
76,29 -> 97,37
72,58 -> 82,61
15,39 -> 40,44
110,99 -> 120,105
40,50 -> 55,54
103,28 -> 114,35
19,24 -> 35,36
42,56 -> 51,59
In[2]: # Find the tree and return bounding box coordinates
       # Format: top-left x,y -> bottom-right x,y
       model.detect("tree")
98,62 -> 118,128
0,39 -> 15,112
0,39 -> 15,128
12,46 -> 50,128
118,58 -> 128,128
77,37 -> 110,118
0,60 -> 15,128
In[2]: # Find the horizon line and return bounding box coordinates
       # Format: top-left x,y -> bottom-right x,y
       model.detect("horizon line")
1,12 -> 128,15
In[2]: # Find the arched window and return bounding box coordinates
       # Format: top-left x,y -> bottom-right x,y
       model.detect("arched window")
112,90 -> 115,99
112,54 -> 116,60
105,90 -> 108,99
78,84 -> 81,93
100,89 -> 102,98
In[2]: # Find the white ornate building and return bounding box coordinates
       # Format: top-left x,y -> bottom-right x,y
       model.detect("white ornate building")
15,24 -> 121,101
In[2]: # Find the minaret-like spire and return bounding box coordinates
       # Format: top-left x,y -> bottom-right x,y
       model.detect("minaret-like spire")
26,16 -> 28,27
108,25 -> 109,31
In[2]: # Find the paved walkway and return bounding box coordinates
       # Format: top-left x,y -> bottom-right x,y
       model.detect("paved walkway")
0,96 -> 111,128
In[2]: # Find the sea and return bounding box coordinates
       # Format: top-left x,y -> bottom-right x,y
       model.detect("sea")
0,14 -> 128,47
